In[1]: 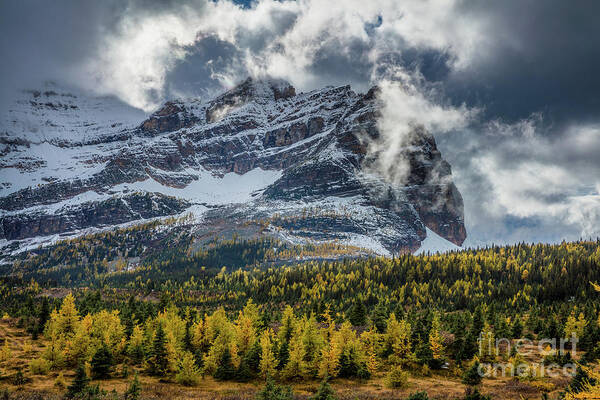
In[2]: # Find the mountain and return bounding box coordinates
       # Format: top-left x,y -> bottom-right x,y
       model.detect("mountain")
0,78 -> 466,257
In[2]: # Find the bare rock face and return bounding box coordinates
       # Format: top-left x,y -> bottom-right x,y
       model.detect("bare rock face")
0,78 -> 465,255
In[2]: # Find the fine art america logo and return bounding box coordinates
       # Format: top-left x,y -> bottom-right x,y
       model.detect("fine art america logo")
477,332 -> 578,378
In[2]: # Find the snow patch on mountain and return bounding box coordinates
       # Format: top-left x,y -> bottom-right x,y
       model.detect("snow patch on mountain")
415,227 -> 462,255
113,167 -> 282,205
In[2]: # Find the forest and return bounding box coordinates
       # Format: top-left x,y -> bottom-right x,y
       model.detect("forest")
2,233 -> 600,399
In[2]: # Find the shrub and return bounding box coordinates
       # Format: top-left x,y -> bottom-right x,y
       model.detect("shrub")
407,392 -> 430,400
11,370 -> 29,386
463,387 -> 491,400
255,376 -> 294,400
543,351 -> 572,366
385,365 -> 409,389
54,372 -> 66,390
311,379 -> 336,400
29,357 -> 52,375
462,361 -> 483,386
124,373 -> 142,400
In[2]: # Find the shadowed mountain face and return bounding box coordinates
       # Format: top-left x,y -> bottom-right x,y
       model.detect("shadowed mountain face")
0,78 -> 465,255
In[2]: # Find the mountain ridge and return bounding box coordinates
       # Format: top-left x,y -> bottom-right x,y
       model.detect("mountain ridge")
0,77 -> 466,256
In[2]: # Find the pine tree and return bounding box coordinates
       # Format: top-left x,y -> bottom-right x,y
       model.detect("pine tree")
37,297 -> 50,337
214,347 -> 236,380
91,343 -> 113,379
462,360 -> 483,386
51,293 -> 80,338
386,314 -> 413,365
371,302 -> 388,333
565,312 -> 586,341
282,327 -> 306,380
127,325 -> 145,362
471,307 -> 484,338
362,327 -> 380,375
479,322 -> 496,363
277,306 -> 295,370
66,364 -> 90,399
237,339 -> 261,381
148,323 -> 169,377
349,299 -> 367,326
511,316 -> 523,338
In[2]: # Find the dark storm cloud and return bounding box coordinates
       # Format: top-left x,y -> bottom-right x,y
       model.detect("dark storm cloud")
0,0 -> 211,109
0,1 -> 110,106
446,0 -> 600,125
165,36 -> 244,98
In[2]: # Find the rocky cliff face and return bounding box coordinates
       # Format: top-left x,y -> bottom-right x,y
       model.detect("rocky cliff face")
0,78 -> 466,256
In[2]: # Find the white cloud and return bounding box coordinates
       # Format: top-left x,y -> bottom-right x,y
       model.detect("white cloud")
76,0 -> 490,111
369,79 -> 474,185
452,119 -> 600,242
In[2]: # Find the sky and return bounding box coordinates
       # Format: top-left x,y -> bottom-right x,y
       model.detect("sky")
1,0 -> 600,246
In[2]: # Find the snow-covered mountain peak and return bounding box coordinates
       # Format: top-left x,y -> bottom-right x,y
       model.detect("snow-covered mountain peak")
0,78 -> 466,257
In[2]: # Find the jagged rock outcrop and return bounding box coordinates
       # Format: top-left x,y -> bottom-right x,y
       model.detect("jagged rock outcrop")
0,78 -> 466,255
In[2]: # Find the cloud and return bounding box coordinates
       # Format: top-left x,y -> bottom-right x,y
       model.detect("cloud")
77,2 -> 210,111
367,78 -> 474,186
1,0 -> 486,111
2,0 -> 600,245
439,117 -> 600,244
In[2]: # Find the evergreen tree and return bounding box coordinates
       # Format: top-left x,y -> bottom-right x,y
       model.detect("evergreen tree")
371,302 -> 388,333
148,323 -> 169,377
565,312 -> 587,341
37,297 -> 50,336
66,364 -> 90,399
348,299 -> 367,326
214,347 -> 236,380
237,339 -> 261,381
511,317 -> 523,338
385,314 -> 413,365
569,365 -> 597,394
462,360 -> 483,386
470,307 -> 484,339
282,327 -> 306,380
428,314 -> 445,369
127,325 -> 145,362
183,320 -> 193,353
277,307 -> 295,370
338,347 -> 370,380
91,343 -> 113,379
